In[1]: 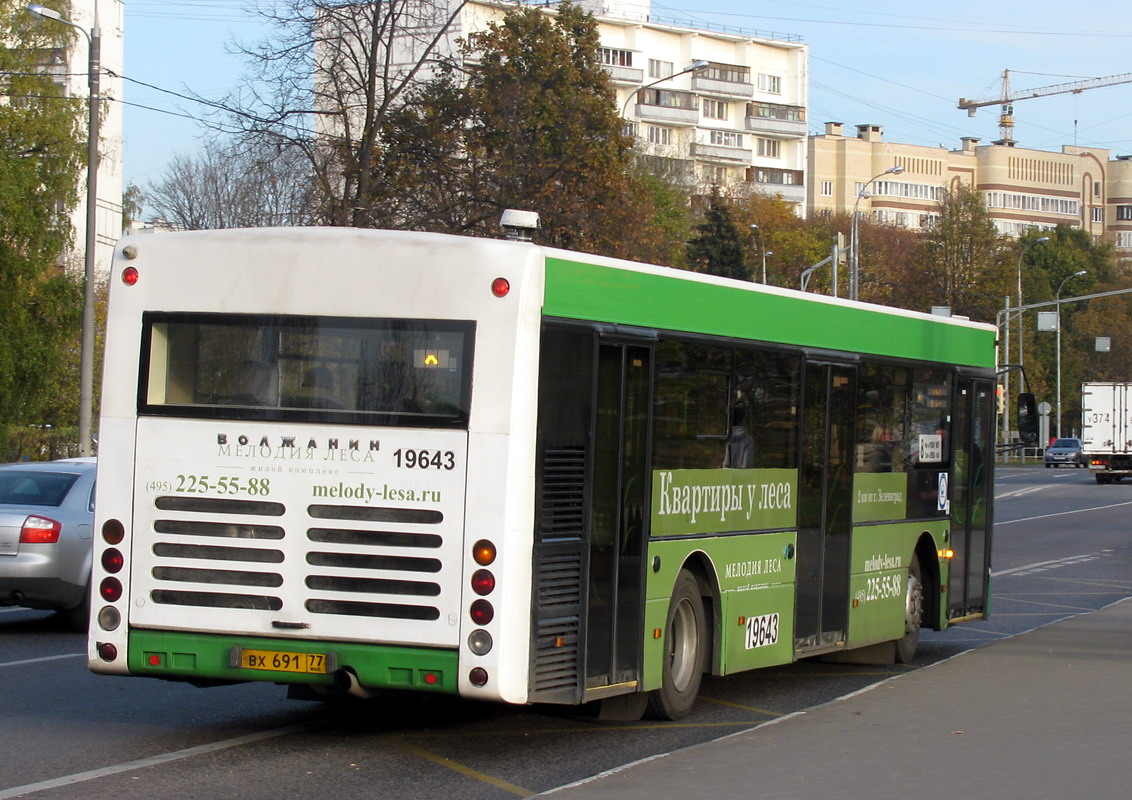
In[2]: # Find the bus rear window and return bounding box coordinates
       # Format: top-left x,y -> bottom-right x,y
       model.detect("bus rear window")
140,313 -> 474,427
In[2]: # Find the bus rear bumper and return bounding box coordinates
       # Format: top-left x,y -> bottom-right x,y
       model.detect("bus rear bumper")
123,629 -> 459,695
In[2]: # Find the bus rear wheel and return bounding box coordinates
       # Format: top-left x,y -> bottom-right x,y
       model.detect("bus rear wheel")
646,570 -> 706,721
895,554 -> 923,664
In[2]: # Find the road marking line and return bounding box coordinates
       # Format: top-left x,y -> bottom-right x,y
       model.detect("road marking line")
0,652 -> 84,669
698,696 -> 786,715
996,499 -> 1132,526
382,738 -> 533,797
0,722 -> 317,800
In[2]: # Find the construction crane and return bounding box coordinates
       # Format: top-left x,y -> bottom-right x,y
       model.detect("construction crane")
958,69 -> 1132,146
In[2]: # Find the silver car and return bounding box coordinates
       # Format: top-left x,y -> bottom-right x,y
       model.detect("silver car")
0,458 -> 96,630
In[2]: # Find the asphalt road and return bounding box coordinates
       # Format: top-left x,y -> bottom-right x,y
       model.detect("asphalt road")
2,465 -> 1129,800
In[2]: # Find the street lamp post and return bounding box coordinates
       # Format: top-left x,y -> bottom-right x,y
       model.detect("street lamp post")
1015,235 -> 1050,379
1056,270 -> 1087,438
29,3 -> 100,457
749,224 -> 770,283
849,165 -> 903,301
621,59 -> 709,126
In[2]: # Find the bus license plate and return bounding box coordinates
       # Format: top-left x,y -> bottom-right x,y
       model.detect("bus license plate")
240,649 -> 328,674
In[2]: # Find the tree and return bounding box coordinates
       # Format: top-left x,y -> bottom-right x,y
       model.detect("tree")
215,0 -> 469,227
919,183 -> 1007,320
685,190 -> 749,280
146,141 -> 314,230
0,1 -> 87,458
375,2 -> 684,260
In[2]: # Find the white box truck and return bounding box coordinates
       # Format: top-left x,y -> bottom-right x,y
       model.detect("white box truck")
1080,382 -> 1132,484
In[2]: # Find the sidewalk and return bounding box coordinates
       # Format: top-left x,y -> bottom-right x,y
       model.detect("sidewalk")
542,598 -> 1132,799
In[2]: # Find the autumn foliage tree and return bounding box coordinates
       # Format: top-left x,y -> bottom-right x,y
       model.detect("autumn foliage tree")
0,1 -> 87,458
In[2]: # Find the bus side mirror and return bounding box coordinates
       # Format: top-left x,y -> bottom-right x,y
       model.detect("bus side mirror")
1018,392 -> 1039,443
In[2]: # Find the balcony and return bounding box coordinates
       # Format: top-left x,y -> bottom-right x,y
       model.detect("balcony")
691,142 -> 753,165
745,115 -> 807,138
634,103 -> 699,127
602,64 -> 644,85
692,75 -> 754,99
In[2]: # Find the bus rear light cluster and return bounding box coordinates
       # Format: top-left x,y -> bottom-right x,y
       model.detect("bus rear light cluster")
467,539 -> 497,668
98,518 -> 127,635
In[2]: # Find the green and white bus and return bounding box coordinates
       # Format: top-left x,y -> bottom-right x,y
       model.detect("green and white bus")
89,225 -> 997,720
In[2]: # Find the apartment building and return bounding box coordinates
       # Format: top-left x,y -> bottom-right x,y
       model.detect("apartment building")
808,122 -> 1132,256
386,0 -> 809,211
35,0 -> 124,277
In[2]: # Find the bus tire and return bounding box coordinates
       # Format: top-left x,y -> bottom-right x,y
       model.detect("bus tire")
895,554 -> 923,664
646,570 -> 706,720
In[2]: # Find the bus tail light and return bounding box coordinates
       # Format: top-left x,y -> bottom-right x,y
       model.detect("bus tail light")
472,539 -> 496,566
102,548 -> 124,574
122,266 -> 139,285
102,518 -> 125,544
19,515 -> 61,544
491,278 -> 510,297
468,629 -> 493,655
469,667 -> 489,687
938,548 -> 955,560
470,599 -> 494,625
97,642 -> 118,662
100,577 -> 123,603
97,606 -> 121,631
471,569 -> 495,596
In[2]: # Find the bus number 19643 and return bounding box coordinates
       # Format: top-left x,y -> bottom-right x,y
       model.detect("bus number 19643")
393,449 -> 456,470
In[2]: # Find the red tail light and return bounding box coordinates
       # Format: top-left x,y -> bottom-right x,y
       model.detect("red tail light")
20,515 -> 61,544
471,569 -> 495,596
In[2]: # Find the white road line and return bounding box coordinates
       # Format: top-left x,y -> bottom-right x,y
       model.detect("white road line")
0,652 -> 84,669
0,722 -> 317,800
995,499 -> 1132,525
993,552 -> 1105,577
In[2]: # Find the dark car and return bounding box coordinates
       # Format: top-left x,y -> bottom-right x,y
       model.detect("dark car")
0,458 -> 96,629
1044,438 -> 1083,468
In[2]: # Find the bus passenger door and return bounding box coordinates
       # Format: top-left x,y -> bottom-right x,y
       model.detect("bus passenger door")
585,342 -> 651,693
795,362 -> 856,652
948,378 -> 994,618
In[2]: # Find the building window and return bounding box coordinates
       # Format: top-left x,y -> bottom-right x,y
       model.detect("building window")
821,180 -> 833,197
598,48 -> 633,68
1117,205 -> 1132,221
702,62 -> 750,84
1092,207 -> 1104,223
703,99 -> 728,120
758,74 -> 782,94
1116,232 -> 1132,248
648,59 -> 673,79
710,130 -> 743,147
648,126 -> 673,146
1095,181 -> 1102,197
703,165 -> 730,183
638,88 -> 697,110
752,168 -> 803,186
748,102 -> 804,121
756,138 -> 780,158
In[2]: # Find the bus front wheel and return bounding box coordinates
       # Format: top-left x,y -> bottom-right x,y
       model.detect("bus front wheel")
895,554 -> 923,664
646,570 -> 706,720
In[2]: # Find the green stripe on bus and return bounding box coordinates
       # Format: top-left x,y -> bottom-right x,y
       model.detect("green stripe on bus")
544,257 -> 995,368
127,629 -> 459,693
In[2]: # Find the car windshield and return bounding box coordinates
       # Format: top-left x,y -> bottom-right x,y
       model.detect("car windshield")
1052,439 -> 1079,448
0,472 -> 80,507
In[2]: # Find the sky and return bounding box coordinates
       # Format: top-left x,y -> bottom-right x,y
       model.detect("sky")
122,0 -> 1132,194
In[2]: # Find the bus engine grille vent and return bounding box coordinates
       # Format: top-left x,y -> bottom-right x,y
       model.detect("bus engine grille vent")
539,447 -> 586,542
531,549 -> 582,698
